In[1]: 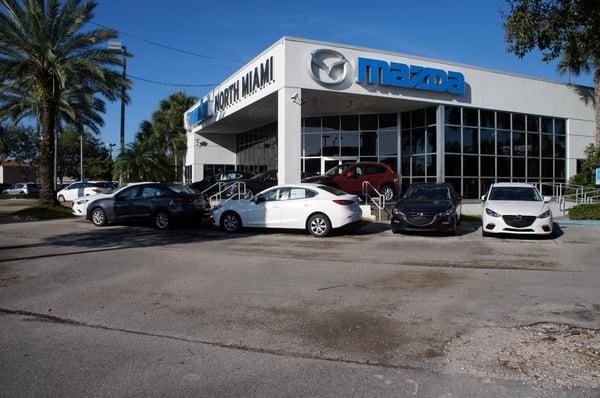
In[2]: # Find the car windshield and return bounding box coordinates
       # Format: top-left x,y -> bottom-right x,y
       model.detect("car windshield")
166,184 -> 195,194
317,185 -> 346,196
325,165 -> 348,176
403,186 -> 451,201
488,187 -> 541,201
250,171 -> 272,180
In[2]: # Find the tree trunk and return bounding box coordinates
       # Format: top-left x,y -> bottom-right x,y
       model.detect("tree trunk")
38,102 -> 57,205
595,68 -> 600,147
174,150 -> 178,183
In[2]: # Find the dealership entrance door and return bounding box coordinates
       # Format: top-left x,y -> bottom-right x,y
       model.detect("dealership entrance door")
321,157 -> 358,175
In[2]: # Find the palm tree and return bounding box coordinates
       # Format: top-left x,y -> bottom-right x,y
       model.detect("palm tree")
113,139 -> 171,183
0,0 -> 130,204
152,92 -> 197,182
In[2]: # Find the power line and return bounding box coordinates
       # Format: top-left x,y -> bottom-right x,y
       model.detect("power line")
128,74 -> 218,88
89,21 -> 246,64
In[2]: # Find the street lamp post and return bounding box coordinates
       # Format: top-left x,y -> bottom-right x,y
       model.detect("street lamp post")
108,41 -> 127,184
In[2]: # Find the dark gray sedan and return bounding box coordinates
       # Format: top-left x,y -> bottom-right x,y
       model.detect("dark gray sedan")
86,183 -> 209,230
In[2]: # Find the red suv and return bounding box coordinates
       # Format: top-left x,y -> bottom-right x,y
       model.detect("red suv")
302,162 -> 400,201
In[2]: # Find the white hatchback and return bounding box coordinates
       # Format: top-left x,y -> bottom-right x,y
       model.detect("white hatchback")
212,184 -> 362,237
481,183 -> 553,236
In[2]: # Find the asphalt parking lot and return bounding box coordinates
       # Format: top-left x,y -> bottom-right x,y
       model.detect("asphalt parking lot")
1,218 -> 599,397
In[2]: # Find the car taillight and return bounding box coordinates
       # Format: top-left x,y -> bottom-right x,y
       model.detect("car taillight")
333,199 -> 353,205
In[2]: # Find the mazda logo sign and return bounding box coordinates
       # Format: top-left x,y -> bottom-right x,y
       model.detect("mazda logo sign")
307,49 -> 349,86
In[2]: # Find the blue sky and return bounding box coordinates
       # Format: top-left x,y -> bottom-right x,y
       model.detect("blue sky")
94,0 -> 593,147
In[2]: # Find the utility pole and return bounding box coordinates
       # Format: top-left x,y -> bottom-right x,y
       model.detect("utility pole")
109,41 -> 127,186
80,124 -> 84,182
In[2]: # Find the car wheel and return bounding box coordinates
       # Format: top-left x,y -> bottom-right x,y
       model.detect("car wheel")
380,185 -> 395,201
91,207 -> 107,227
391,224 -> 402,234
221,211 -> 242,233
307,213 -> 331,237
154,210 -> 171,230
58,195 -> 65,203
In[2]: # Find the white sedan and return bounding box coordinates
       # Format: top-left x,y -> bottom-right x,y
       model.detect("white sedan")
481,183 -> 553,237
212,184 -> 362,237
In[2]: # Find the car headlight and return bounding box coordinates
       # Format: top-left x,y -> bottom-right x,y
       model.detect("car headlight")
486,208 -> 500,217
538,209 -> 552,219
442,208 -> 456,216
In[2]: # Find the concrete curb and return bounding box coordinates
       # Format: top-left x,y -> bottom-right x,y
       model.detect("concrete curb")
555,219 -> 600,226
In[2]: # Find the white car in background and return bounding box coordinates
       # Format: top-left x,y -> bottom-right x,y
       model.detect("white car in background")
57,181 -> 114,203
212,184 -> 362,237
481,183 -> 553,237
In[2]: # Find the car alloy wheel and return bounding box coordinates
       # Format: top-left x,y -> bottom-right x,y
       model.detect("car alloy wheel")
91,208 -> 106,226
308,213 -> 331,237
154,211 -> 170,230
381,185 -> 394,201
222,212 -> 241,232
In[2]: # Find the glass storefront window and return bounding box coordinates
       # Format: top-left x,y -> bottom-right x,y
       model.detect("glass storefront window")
411,128 -> 425,154
303,134 -> 321,157
381,157 -> 398,173
412,109 -> 425,127
555,135 -> 566,158
527,158 -> 540,179
463,128 -> 478,154
304,158 -> 320,175
555,159 -> 565,178
401,131 -> 411,156
445,154 -> 461,176
304,117 -> 321,133
463,178 -> 479,198
444,106 -> 461,125
541,134 -> 553,157
426,155 -> 436,176
379,131 -> 398,156
480,110 -> 495,128
463,108 -> 478,127
463,155 -> 478,176
497,112 -> 510,130
412,155 -> 425,176
340,131 -> 359,156
379,113 -> 397,130
480,129 -> 495,155
541,159 -> 553,178
497,130 -> 511,156
497,157 -> 510,177
322,132 -> 340,156
341,115 -> 358,131
513,158 -> 525,177
527,115 -> 539,132
512,114 -> 525,131
426,127 -> 436,153
360,131 -> 377,156
527,133 -> 540,156
481,156 -> 495,176
555,119 -> 566,135
541,117 -> 553,134
322,115 -> 340,131
513,131 -> 525,156
360,114 -> 377,130
445,126 -> 461,153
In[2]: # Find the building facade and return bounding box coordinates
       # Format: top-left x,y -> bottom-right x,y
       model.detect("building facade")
184,37 -> 595,198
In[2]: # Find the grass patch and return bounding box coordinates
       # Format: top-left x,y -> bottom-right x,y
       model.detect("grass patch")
461,214 -> 482,222
568,203 -> 600,220
0,205 -> 74,221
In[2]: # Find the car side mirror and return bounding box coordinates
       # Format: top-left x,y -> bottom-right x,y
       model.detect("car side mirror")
481,195 -> 486,201
543,196 -> 551,203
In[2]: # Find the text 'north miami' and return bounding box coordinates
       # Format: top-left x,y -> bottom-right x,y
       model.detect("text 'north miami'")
214,56 -> 274,112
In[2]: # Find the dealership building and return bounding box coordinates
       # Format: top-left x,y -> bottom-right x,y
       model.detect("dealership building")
183,37 -> 595,198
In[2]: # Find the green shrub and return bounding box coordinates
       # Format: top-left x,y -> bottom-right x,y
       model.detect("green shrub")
568,204 -> 600,220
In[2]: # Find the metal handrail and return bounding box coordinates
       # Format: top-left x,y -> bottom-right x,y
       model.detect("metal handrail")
361,181 -> 386,222
209,181 -> 247,207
